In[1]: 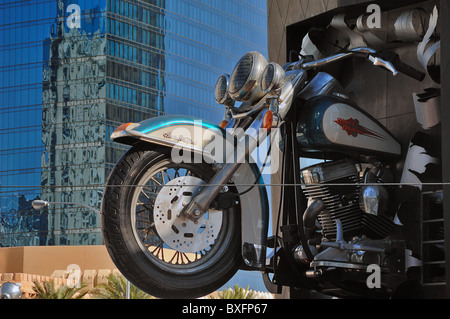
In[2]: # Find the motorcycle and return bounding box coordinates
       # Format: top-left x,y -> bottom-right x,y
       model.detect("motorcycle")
101,46 -> 427,299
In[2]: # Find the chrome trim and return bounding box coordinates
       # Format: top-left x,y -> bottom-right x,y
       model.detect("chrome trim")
243,243 -> 266,268
300,52 -> 353,70
298,47 -> 375,70
232,68 -> 307,123
229,51 -> 268,103
229,97 -> 267,120
261,62 -> 286,92
215,73 -> 234,106
368,55 -> 399,76
310,261 -> 371,270
276,69 -> 308,120
351,47 -> 376,54
243,109 -> 270,141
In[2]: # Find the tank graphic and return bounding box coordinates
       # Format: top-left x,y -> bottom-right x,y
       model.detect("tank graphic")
334,117 -> 385,140
297,95 -> 401,159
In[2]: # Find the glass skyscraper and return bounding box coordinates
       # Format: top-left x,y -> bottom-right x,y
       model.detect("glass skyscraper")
0,0 -> 267,247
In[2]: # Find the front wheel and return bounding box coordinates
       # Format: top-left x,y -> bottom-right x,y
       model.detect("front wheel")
101,146 -> 241,299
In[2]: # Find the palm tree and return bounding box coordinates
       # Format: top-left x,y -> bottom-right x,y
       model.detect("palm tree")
209,284 -> 256,299
32,280 -> 89,299
90,273 -> 154,299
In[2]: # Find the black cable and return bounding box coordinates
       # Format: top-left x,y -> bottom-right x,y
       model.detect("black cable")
237,137 -> 273,196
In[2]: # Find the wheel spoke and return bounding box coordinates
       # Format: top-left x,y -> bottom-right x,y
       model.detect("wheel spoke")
150,241 -> 165,259
168,251 -> 178,264
135,208 -> 147,215
163,170 -> 171,184
135,217 -> 150,224
140,189 -> 153,201
150,177 -> 162,186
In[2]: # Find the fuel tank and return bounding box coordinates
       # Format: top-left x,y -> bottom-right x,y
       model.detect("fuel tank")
297,94 -> 401,160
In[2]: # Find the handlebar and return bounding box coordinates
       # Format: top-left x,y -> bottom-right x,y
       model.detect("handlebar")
372,49 -> 425,81
297,47 -> 425,81
368,55 -> 399,76
299,52 -> 354,70
395,61 -> 426,81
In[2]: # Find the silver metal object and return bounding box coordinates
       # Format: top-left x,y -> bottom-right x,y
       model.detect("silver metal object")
301,52 -> 353,70
359,185 -> 388,216
301,160 -> 363,239
311,219 -> 387,272
310,260 -> 370,270
229,97 -> 267,120
299,47 -> 375,71
368,55 -> 398,76
229,51 -> 268,103
1,282 -> 22,299
214,73 -> 234,106
261,62 -> 286,93
293,244 -> 318,264
154,176 -> 223,253
275,69 -> 308,120
321,240 -> 386,253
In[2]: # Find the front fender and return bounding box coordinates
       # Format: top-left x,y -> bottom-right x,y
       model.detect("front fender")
111,115 -> 269,269
111,115 -> 227,160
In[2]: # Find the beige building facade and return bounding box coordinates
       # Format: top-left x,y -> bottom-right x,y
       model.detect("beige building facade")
0,245 -> 118,298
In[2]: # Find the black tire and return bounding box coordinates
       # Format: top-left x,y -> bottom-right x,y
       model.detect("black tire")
101,146 -> 241,299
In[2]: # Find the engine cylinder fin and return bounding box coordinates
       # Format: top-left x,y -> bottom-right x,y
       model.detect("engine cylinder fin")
300,159 -> 394,240
361,214 -> 395,238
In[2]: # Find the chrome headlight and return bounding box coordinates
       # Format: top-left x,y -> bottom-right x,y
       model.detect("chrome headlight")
261,62 -> 285,92
214,74 -> 233,105
229,51 -> 268,103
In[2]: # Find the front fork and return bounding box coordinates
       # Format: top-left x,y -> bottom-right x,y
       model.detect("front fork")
181,109 -> 272,222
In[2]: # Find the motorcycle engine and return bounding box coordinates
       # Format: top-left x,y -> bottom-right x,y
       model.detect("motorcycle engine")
300,159 -> 395,241
295,159 -> 407,296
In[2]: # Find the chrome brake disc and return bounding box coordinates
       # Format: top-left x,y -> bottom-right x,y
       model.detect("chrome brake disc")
153,176 -> 223,253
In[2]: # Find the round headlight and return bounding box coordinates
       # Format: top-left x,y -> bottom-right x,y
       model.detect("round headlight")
215,74 -> 233,105
261,62 -> 285,92
229,51 -> 268,103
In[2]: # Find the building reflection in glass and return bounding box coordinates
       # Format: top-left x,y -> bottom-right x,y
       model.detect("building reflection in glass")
0,0 -> 267,247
